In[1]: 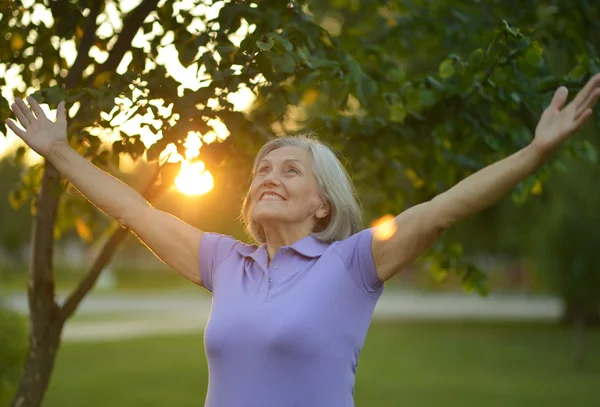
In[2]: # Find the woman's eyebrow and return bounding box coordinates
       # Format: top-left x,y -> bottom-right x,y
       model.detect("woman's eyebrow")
283,158 -> 304,166
258,157 -> 304,166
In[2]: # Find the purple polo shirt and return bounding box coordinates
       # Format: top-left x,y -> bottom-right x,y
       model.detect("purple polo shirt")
198,228 -> 384,407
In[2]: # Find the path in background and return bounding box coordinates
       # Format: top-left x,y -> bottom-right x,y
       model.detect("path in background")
6,290 -> 562,342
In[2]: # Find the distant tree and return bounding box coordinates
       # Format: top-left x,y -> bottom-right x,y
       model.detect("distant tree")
0,158 -> 32,261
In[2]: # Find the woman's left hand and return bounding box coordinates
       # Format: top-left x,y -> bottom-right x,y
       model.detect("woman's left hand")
533,73 -> 600,159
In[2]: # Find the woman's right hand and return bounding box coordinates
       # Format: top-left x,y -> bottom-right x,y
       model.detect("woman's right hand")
6,97 -> 68,158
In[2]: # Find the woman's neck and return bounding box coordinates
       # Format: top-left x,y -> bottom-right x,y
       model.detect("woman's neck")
262,223 -> 313,261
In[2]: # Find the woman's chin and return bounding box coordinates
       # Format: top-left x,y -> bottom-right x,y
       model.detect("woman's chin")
252,210 -> 286,224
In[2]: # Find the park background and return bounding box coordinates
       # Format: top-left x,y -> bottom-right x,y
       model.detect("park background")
1,0 -> 599,406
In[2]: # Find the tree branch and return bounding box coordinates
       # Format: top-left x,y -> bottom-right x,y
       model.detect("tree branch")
65,0 -> 104,89
88,0 -> 160,84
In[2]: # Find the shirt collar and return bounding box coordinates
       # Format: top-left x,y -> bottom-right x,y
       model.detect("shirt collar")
235,234 -> 330,259
287,234 -> 330,258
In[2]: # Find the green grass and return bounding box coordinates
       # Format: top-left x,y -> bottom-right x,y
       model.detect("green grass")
0,265 -> 192,293
40,321 -> 600,407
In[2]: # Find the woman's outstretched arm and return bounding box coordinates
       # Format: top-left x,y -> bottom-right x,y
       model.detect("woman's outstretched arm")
372,73 -> 600,282
7,97 -> 204,285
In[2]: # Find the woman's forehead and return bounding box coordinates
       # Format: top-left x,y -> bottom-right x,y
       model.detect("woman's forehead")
260,146 -> 311,164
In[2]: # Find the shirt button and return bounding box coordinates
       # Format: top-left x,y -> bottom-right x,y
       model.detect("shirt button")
265,277 -> 272,282
274,265 -> 279,269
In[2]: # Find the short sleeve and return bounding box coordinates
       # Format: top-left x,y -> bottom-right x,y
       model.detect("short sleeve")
198,232 -> 241,293
334,228 -> 384,296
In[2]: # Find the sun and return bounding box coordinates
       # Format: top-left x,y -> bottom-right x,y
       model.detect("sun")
175,161 -> 214,196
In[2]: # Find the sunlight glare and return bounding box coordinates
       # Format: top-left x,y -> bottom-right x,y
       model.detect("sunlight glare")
175,161 -> 214,195
184,132 -> 203,159
159,143 -> 183,163
371,214 -> 398,241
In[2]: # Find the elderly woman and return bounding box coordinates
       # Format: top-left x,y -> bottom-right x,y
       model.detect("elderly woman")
6,74 -> 600,406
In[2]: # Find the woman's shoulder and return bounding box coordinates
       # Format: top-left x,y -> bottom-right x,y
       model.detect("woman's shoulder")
201,232 -> 260,258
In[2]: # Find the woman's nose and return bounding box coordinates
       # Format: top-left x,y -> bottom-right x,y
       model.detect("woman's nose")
263,170 -> 281,186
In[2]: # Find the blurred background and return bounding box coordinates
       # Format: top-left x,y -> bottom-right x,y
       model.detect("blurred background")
1,0 -> 599,406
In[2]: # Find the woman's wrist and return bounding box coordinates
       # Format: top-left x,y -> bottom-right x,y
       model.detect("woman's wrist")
47,141 -> 72,165
525,142 -> 548,170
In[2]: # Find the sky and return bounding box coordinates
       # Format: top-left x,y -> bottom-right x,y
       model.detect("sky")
1,0 -> 257,194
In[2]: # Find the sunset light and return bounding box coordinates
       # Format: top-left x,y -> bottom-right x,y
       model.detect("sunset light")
371,214 -> 398,241
174,161 -> 214,196
0,0 -> 254,198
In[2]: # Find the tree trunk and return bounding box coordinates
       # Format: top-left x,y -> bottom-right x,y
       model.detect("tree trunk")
11,320 -> 63,407
560,300 -> 599,370
11,161 -> 63,407
573,310 -> 585,370
560,301 -> 600,326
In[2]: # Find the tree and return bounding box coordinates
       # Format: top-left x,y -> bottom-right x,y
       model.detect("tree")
0,158 -> 32,260
297,0 -> 599,291
0,1 -> 365,404
340,0 -> 600,319
1,0 -> 598,406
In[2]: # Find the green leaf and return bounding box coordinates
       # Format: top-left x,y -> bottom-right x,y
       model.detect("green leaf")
515,36 -> 530,51
461,264 -> 489,296
271,54 -> 296,74
8,188 -> 27,210
256,37 -> 275,51
390,102 -> 407,123
201,53 -> 217,72
179,46 -> 198,67
439,59 -> 455,79
502,20 -> 520,37
524,43 -> 543,67
31,87 -> 68,106
517,56 -> 538,77
14,146 -> 27,165
567,63 -> 588,81
359,77 -> 378,102
429,263 -> 449,283
268,33 -> 293,52
418,88 -> 437,109
345,59 -> 362,83
469,49 -> 485,70
390,68 -> 406,84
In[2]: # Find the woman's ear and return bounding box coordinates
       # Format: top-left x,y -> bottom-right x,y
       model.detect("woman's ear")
316,200 -> 330,219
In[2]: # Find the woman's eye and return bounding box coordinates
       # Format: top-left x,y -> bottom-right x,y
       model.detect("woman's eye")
288,168 -> 299,174
257,166 -> 269,174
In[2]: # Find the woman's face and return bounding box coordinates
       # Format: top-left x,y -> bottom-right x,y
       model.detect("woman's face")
250,146 -> 328,233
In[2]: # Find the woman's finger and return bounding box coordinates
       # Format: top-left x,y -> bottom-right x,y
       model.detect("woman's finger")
575,88 -> 600,119
15,98 -> 37,123
6,119 -> 26,138
571,108 -> 593,133
56,101 -> 66,123
11,103 -> 30,127
574,73 -> 600,109
27,96 -> 48,121
550,86 -> 569,110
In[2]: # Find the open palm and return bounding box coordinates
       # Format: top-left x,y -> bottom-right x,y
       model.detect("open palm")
534,73 -> 600,157
6,97 -> 68,158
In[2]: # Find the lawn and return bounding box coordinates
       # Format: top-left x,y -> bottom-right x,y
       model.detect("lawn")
41,321 -> 600,407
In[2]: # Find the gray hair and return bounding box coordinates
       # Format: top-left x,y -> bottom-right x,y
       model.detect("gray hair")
240,133 -> 363,244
